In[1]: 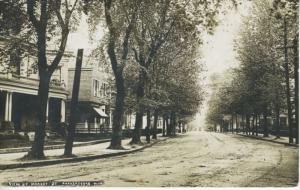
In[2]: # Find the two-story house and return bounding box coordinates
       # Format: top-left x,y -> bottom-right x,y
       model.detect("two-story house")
0,37 -> 73,133
67,61 -> 112,133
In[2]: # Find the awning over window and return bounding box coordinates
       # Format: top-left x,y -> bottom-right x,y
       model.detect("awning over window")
93,107 -> 109,117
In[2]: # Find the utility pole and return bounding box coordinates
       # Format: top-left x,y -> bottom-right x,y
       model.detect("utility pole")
64,49 -> 83,156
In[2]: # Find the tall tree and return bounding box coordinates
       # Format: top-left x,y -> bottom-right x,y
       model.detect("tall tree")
0,1 -> 34,74
272,0 -> 298,143
25,0 -> 79,159
84,0 -> 141,149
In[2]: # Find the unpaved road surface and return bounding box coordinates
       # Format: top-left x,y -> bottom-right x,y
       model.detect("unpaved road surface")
0,131 -> 298,187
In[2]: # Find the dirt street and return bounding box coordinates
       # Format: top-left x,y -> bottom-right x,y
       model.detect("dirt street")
0,131 -> 298,187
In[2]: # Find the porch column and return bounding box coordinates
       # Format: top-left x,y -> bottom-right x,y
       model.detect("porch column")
109,109 -> 113,128
60,99 -> 66,122
5,91 -> 12,121
5,92 -> 8,121
85,120 -> 88,128
46,99 -> 49,122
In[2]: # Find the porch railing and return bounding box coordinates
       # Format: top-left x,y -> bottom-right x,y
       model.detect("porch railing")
0,71 -> 65,88
75,123 -> 112,134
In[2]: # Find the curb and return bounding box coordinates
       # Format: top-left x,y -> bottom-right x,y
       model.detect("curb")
0,138 -> 168,170
236,134 -> 298,147
0,139 -> 111,154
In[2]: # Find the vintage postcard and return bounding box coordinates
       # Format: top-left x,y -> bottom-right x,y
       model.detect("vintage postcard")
0,0 -> 298,188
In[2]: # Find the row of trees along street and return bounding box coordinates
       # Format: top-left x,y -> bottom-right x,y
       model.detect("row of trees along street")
0,0 -> 238,159
82,0 -> 236,148
206,0 -> 299,144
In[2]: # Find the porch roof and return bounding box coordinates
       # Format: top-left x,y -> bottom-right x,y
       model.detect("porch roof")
93,107 -> 109,118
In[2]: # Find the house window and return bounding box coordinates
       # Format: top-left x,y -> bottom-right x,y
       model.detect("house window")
97,80 -> 100,97
101,83 -> 108,97
93,79 -> 103,97
101,83 -> 104,97
94,80 -> 109,98
93,79 -> 97,97
0,56 -> 4,72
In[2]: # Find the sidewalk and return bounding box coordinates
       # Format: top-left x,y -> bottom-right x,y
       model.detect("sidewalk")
0,139 -> 111,154
234,132 -> 298,147
0,136 -> 168,170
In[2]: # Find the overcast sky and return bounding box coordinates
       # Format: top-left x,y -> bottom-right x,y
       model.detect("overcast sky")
67,14 -> 103,53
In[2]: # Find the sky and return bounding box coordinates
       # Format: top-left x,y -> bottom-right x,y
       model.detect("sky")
192,2 -> 252,130
67,14 -> 104,53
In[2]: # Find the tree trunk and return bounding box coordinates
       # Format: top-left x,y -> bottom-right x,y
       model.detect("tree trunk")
293,35 -> 299,144
27,71 -> 50,159
263,112 -> 269,137
251,116 -> 255,136
104,0 -> 137,149
283,18 -> 294,143
274,105 -> 280,138
170,112 -> 174,135
235,114 -> 238,134
255,114 -> 258,136
131,112 -> 143,144
220,120 -> 223,133
146,110 -> 151,141
246,115 -> 250,136
108,72 -> 126,149
162,116 -> 166,136
172,112 -> 176,136
131,68 -> 146,144
106,36 -> 126,149
242,115 -> 245,134
152,110 -> 158,139
24,3 -> 49,158
231,114 -> 234,133
147,110 -> 151,127
223,120 -> 225,133
169,112 -> 173,136
64,49 -> 83,156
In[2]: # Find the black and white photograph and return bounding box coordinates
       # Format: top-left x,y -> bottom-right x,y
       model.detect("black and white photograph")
0,0 -> 298,188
